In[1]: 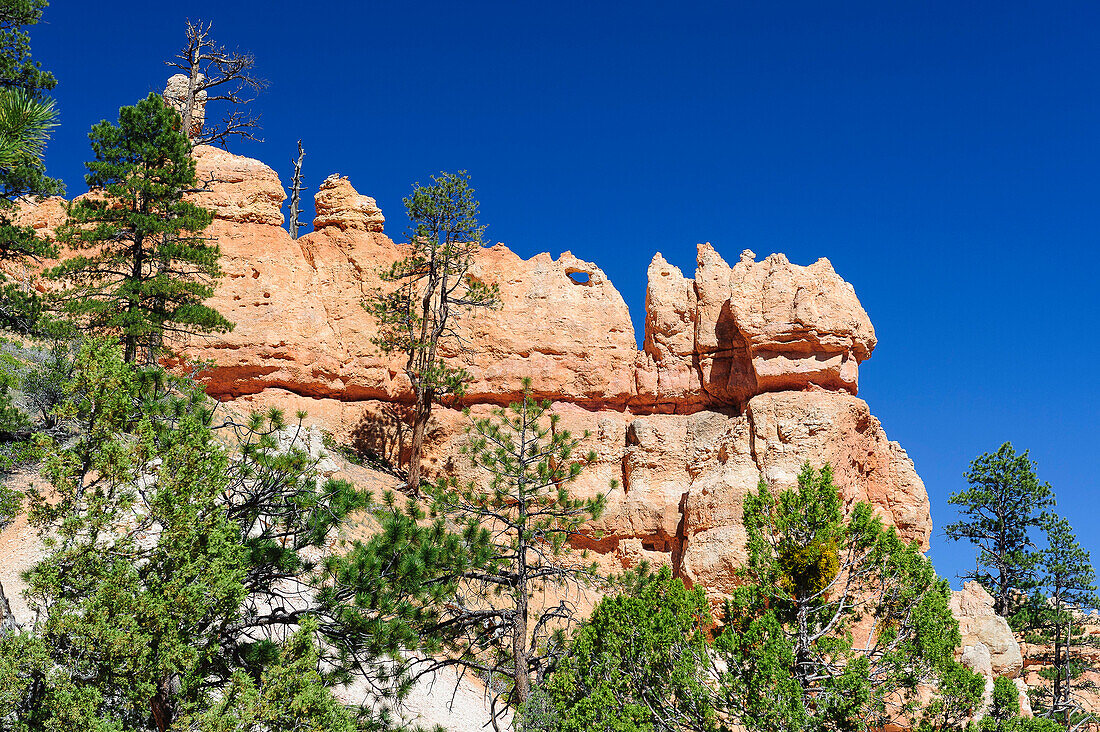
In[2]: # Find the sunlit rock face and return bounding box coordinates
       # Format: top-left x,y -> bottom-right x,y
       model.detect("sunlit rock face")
12,145 -> 928,587
4,142 -> 954,731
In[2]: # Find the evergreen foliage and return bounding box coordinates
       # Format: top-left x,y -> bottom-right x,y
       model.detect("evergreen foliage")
50,93 -> 232,364
530,464 -> 979,732
365,170 -> 498,494
0,0 -> 61,334
975,676 -> 1060,732
715,464 -> 975,731
1013,516 -> 1098,729
523,566 -> 715,732
424,381 -> 608,722
0,340 -> 473,731
945,443 -> 1056,616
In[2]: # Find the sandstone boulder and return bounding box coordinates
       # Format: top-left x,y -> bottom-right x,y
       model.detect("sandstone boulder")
313,174 -> 385,232
951,581 -> 1023,678
190,145 -> 285,226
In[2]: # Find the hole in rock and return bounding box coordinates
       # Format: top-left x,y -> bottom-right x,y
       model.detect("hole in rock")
566,270 -> 590,285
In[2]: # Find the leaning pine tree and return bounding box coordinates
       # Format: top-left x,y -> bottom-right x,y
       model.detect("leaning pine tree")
365,170 -> 498,494
50,92 -> 232,364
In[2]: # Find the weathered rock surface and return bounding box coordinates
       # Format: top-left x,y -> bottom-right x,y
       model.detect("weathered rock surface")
11,141 -> 1042,729
951,581 -> 1024,678
191,145 -> 286,226
313,174 -> 385,232
12,145 -> 931,589
163,73 -> 206,139
636,245 -> 875,410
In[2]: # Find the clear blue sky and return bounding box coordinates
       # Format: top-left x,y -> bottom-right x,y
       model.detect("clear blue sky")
32,1 -> 1099,586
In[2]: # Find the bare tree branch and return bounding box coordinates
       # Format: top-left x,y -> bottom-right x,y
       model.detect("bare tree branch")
164,19 -> 267,148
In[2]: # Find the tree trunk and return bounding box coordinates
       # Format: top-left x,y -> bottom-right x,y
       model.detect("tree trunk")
513,494 -> 530,703
125,235 -> 145,363
0,580 -> 18,635
1062,618 -> 1073,729
513,586 -> 529,704
405,393 -> 431,496
289,141 -> 305,239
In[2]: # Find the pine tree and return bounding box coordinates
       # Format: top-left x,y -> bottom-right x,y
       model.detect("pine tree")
945,442 -> 1056,616
50,93 -> 232,363
715,464 -> 973,731
526,567 -> 716,732
0,340 -> 473,730
365,170 -> 498,494
1019,516 -> 1099,729
0,0 -> 61,334
424,381 -> 608,725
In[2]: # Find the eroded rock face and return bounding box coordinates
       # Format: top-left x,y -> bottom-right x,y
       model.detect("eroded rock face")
13,146 -> 933,590
636,244 -> 876,410
10,144 -> 991,728
191,145 -> 286,226
163,73 -> 206,139
951,581 -> 1024,678
314,174 -> 385,232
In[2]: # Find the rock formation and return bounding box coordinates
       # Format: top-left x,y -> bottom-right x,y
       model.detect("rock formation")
951,581 -> 1025,679
15,142 -> 1063,730
950,582 -> 1031,717
313,174 -> 385,232
163,73 -> 206,139
13,145 -> 932,591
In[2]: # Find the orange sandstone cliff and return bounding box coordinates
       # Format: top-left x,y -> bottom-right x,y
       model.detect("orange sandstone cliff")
10,145 -> 1037,725
17,145 -> 927,594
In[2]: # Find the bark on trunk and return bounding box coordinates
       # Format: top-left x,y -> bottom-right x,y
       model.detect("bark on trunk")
405,395 -> 431,496
0,580 -> 18,635
513,588 -> 529,703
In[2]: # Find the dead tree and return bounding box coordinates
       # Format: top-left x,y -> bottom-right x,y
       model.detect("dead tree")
288,140 -> 306,239
165,19 -> 267,147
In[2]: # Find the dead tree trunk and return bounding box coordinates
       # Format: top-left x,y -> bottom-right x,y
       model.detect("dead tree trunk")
0,580 -> 18,635
289,141 -> 305,239
166,20 -> 267,148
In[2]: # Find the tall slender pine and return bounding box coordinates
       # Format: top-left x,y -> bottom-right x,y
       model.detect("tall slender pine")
945,442 -> 1055,616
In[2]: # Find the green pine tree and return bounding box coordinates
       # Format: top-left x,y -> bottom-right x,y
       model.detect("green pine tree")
945,443 -> 1056,616
1016,516 -> 1099,729
714,464 -> 974,732
524,566 -> 717,732
364,170 -> 498,494
0,0 -> 62,334
50,93 -> 232,364
424,381 -> 608,721
0,340 -> 474,730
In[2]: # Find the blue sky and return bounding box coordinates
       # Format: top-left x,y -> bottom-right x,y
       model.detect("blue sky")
32,1 -> 1099,586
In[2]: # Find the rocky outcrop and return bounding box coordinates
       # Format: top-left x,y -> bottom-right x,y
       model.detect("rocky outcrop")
13,146 -> 933,585
52,145 -> 867,415
191,145 -> 286,226
313,174 -> 385,232
951,582 -> 1024,678
636,245 -> 874,411
949,583 -> 1031,718
163,73 -> 206,139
